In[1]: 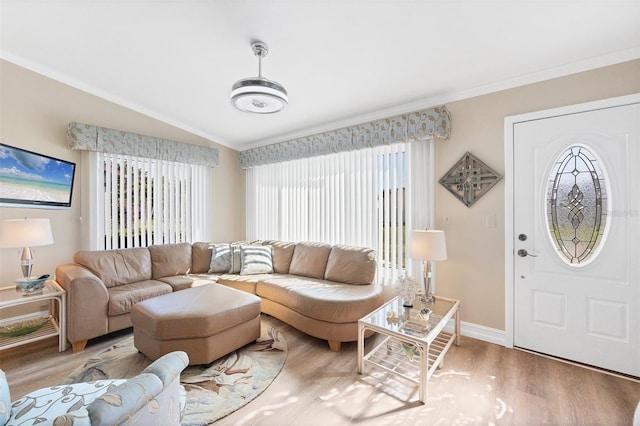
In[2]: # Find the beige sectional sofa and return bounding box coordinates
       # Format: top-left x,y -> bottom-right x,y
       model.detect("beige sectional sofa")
55,240 -> 383,353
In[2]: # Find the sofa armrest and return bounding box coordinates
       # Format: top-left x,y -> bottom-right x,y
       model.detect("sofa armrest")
141,351 -> 189,386
87,351 -> 189,426
55,263 -> 109,346
86,373 -> 163,425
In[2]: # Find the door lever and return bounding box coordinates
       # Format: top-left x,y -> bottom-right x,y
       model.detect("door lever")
517,249 -> 537,257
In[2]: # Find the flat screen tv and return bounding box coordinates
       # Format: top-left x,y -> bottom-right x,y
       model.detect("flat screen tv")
0,143 -> 76,209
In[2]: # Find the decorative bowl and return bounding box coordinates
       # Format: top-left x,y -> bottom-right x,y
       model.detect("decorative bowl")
0,316 -> 50,337
15,277 -> 47,294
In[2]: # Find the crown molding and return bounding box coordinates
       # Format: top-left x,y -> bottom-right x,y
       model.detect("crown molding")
237,47 -> 640,151
0,52 -> 232,150
3,46 -> 638,154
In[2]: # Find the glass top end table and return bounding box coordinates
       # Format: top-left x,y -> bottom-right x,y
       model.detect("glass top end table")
0,281 -> 67,352
357,295 -> 460,403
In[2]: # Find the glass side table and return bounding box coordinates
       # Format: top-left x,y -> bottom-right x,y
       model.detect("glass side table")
0,281 -> 67,352
357,295 -> 460,403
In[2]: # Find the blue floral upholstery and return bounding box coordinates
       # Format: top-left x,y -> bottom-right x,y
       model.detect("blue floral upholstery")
1,351 -> 188,426
0,370 -> 10,425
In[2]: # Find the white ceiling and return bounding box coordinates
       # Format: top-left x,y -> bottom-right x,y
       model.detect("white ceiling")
1,1 -> 639,151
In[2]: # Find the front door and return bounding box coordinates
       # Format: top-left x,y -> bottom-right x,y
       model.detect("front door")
510,95 -> 639,376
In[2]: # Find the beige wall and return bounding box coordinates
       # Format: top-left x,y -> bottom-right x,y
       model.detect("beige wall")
0,60 -> 245,285
435,59 -> 640,331
2,57 -> 638,332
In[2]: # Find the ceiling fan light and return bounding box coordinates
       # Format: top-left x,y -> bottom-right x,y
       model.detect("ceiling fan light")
231,40 -> 288,114
231,77 -> 288,114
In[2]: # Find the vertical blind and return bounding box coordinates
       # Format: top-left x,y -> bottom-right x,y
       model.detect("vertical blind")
91,152 -> 210,250
246,142 -> 433,284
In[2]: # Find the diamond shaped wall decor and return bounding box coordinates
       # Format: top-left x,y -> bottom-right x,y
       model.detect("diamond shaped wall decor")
439,151 -> 502,207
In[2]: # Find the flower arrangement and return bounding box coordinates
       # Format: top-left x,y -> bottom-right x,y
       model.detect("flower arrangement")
394,273 -> 419,307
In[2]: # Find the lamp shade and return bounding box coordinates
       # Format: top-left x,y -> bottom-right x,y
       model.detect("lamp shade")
0,218 -> 54,248
408,230 -> 447,261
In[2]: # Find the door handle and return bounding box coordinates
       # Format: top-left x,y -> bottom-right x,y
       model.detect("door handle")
517,249 -> 537,257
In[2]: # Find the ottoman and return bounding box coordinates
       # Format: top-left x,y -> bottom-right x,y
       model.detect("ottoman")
131,284 -> 261,365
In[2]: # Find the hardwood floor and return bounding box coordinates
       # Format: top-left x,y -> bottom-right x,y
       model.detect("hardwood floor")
1,315 -> 638,425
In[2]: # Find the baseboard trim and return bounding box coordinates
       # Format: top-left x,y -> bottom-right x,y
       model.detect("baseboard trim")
444,320 -> 506,346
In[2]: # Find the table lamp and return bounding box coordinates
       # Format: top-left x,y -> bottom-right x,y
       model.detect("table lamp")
0,218 -> 54,278
408,229 -> 447,303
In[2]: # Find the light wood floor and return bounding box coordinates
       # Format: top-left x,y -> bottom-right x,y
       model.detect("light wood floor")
1,315 -> 638,425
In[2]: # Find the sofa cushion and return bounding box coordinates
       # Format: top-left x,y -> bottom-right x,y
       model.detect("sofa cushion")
262,240 -> 296,273
240,245 -> 274,275
324,245 -> 377,285
108,280 -> 172,316
208,244 -> 232,273
256,276 -> 383,323
157,274 -> 218,291
191,242 -> 213,273
148,243 -> 192,279
288,242 -> 332,279
74,248 -> 152,288
216,273 -> 293,294
216,273 -> 276,294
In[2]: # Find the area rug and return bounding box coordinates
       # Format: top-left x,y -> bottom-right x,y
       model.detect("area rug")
65,326 -> 287,425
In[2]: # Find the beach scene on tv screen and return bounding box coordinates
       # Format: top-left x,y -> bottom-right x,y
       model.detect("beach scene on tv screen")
0,145 -> 74,203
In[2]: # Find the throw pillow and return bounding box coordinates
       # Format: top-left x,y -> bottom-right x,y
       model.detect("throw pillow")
230,244 -> 243,274
240,245 -> 274,275
208,244 -> 232,273
0,369 -> 10,425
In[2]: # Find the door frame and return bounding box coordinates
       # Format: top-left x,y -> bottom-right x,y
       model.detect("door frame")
503,93 -> 640,349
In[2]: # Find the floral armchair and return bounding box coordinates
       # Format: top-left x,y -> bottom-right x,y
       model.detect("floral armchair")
0,351 -> 188,425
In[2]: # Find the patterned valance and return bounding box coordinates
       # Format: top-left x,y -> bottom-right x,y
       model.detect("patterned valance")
240,105 -> 451,169
66,122 -> 219,168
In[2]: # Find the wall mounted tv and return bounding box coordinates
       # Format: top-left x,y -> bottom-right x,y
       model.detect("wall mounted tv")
0,143 -> 76,209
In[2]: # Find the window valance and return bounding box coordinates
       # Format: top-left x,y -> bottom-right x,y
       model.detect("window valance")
66,122 -> 219,168
239,105 -> 450,169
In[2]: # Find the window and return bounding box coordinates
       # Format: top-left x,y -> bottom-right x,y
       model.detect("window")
378,148 -> 407,278
88,152 -> 211,250
246,142 -> 432,284
546,145 -> 609,266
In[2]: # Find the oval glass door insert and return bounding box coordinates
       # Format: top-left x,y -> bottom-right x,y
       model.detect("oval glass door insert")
546,145 -> 609,265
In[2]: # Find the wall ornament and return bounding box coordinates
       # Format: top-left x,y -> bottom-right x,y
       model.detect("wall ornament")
439,151 -> 502,207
